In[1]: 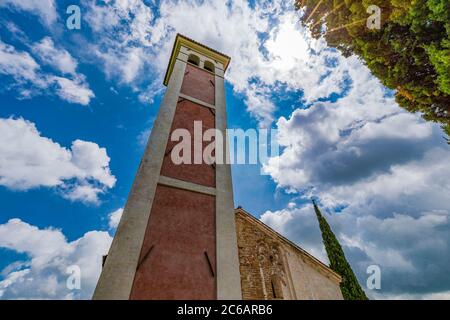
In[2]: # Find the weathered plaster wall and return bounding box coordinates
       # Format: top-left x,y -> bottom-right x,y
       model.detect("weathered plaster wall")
181,63 -> 215,105
130,185 -> 216,300
160,99 -> 216,187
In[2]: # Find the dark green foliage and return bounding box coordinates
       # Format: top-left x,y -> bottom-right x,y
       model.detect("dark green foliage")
313,200 -> 368,300
295,0 -> 450,141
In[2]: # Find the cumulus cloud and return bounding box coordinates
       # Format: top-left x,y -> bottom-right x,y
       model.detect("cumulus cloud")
262,204 -> 450,299
31,37 -> 78,75
78,0 -> 351,126
260,48 -> 450,298
0,117 -> 116,204
50,76 -> 95,106
0,1 -> 338,123
108,208 -> 123,229
153,1 -> 351,126
3,0 -> 449,300
0,219 -> 112,299
0,0 -> 57,26
0,39 -> 94,105
0,39 -> 46,90
264,57 -> 436,191
69,0 -> 450,298
81,0 -> 157,85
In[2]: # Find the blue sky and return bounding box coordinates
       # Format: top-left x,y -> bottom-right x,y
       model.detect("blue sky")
0,0 -> 450,300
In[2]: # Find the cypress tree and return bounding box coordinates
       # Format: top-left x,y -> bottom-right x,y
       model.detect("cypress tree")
313,200 -> 368,300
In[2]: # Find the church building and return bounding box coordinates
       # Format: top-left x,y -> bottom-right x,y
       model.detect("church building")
93,34 -> 343,300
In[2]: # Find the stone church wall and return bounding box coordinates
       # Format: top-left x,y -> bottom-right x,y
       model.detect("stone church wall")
235,210 -> 343,300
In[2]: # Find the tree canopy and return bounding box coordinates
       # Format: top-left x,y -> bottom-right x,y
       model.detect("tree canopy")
296,0 -> 450,141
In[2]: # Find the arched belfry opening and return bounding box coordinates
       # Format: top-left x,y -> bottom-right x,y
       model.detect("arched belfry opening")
204,60 -> 215,73
187,53 -> 200,66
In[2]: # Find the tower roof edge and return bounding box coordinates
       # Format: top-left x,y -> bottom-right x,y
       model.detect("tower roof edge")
163,34 -> 231,86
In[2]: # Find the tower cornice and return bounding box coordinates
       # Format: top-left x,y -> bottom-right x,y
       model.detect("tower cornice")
163,33 -> 231,86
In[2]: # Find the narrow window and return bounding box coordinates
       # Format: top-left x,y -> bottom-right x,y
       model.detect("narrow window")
204,61 -> 215,73
271,280 -> 277,299
187,54 -> 200,66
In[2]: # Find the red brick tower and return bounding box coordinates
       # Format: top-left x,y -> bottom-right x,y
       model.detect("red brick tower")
93,35 -> 242,300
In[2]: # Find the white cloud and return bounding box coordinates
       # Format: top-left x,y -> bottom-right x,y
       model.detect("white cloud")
108,208 -> 123,229
0,117 -> 116,204
0,268 -> 31,298
70,140 -> 116,188
0,219 -> 112,299
0,39 -> 46,89
261,203 -> 450,299
78,0 -> 352,125
0,0 -> 57,25
121,47 -> 145,84
0,39 -> 94,105
3,0 -> 449,300
63,185 -> 105,205
137,128 -> 151,147
260,41 -> 450,298
32,37 -> 78,75
51,76 -> 95,106
82,0 -> 157,87
150,0 -> 347,125
263,54 -> 438,192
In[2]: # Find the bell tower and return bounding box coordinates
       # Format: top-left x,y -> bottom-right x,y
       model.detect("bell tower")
93,34 -> 242,300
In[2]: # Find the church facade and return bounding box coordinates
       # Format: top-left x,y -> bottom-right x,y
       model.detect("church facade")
236,208 -> 342,300
93,34 -> 342,300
